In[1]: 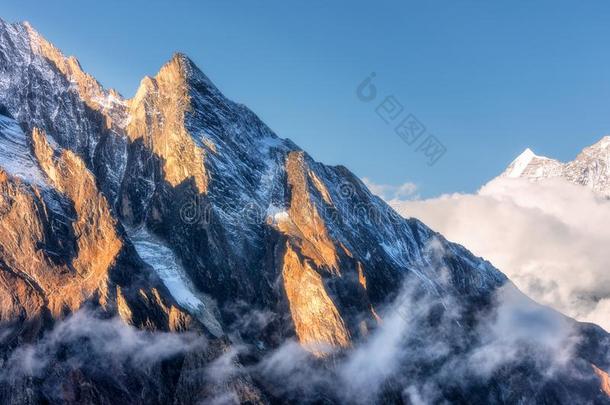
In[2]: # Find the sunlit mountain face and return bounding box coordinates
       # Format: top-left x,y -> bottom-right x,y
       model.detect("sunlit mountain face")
0,18 -> 609,404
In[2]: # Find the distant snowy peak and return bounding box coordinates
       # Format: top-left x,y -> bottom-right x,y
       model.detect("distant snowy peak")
499,138 -> 610,197
578,135 -> 610,159
501,148 -> 562,179
503,148 -> 542,177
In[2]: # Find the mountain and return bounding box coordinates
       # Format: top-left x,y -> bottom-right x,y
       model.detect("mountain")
0,18 -> 609,404
501,137 -> 610,197
387,135 -> 610,339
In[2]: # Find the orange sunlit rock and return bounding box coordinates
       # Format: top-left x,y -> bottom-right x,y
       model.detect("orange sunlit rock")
593,364 -> 610,397
281,242 -> 351,355
127,54 -> 208,193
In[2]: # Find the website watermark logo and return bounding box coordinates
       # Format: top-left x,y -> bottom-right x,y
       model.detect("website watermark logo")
356,72 -> 447,166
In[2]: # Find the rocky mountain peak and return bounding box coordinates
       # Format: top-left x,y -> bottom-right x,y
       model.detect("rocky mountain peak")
125,54 -> 209,196
23,20 -> 125,127
141,51 -> 222,100
1,18 -> 609,404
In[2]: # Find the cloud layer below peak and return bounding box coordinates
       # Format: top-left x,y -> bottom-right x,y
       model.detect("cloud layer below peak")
388,176 -> 610,331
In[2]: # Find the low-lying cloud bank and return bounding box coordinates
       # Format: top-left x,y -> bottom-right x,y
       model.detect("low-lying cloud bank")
0,310 -> 205,383
388,176 -> 610,331
251,274 -> 582,404
0,241 -> 594,403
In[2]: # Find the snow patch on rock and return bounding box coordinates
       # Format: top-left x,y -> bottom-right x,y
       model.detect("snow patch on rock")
0,115 -> 47,187
128,226 -> 223,337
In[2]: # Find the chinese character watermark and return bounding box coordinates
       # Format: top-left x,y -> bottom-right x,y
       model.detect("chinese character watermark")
356,72 -> 447,166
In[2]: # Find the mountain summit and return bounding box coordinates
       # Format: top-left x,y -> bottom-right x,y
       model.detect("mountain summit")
500,137 -> 610,197
0,19 -> 609,404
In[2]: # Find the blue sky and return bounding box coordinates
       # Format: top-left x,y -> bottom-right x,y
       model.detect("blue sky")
3,0 -> 610,197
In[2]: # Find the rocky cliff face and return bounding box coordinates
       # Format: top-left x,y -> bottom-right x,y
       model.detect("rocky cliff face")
0,18 -> 609,404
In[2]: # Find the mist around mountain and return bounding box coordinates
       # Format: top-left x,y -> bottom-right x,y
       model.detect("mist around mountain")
393,137 -> 610,332
0,18 -> 608,404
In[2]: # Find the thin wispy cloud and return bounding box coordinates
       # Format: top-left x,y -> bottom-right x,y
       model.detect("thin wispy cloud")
362,177 -> 419,201
253,267 -> 579,404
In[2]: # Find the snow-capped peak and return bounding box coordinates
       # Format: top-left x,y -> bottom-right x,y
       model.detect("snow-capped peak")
505,148 -> 538,178
497,136 -> 610,198
591,135 -> 610,150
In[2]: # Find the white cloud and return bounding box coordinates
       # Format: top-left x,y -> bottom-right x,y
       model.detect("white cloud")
1,309 -> 206,380
253,271 -> 579,404
467,284 -> 577,378
362,177 -> 418,201
391,176 -> 610,331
